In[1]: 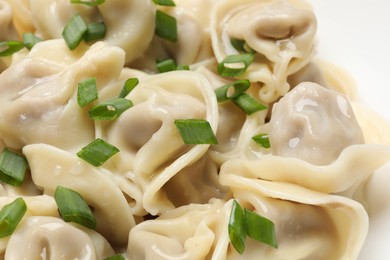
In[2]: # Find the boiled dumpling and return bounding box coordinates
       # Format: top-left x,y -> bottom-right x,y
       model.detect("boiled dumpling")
268,81 -> 364,165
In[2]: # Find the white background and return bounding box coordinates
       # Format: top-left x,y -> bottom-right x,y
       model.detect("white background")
311,0 -> 390,119
310,1 -> 390,258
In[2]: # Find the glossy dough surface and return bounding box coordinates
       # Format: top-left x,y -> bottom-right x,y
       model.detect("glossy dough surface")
0,0 -> 388,259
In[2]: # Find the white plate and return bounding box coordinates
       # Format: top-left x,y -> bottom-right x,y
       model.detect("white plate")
311,0 -> 390,119
310,1 -> 390,259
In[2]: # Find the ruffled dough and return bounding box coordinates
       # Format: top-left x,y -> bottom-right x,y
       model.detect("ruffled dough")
4,0 -> 34,37
23,143 -> 135,246
5,216 -> 114,260
220,144 -> 390,194
220,177 -> 368,260
129,179 -> 368,260
100,70 -> 219,215
0,0 -> 18,41
0,39 -> 125,151
28,0 -> 155,63
0,195 -> 58,254
210,0 -> 317,103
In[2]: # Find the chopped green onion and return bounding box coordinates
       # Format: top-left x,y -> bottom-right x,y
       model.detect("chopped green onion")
230,38 -> 254,53
155,10 -> 177,42
83,21 -> 106,42
176,64 -> 190,71
103,255 -> 125,260
244,209 -> 278,249
77,138 -> 119,167
0,41 -> 25,57
54,186 -> 96,230
228,200 -> 246,254
156,59 -> 177,73
77,77 -> 98,107
214,79 -> 250,102
118,78 -> 139,98
232,93 -> 267,115
22,33 -> 42,50
228,200 -> 278,254
152,0 -> 175,6
174,119 -> 218,145
89,98 -> 133,120
62,14 -> 88,50
0,198 -> 27,238
70,0 -> 105,6
156,59 -> 189,73
0,148 -> 27,186
217,53 -> 255,77
252,134 -> 270,148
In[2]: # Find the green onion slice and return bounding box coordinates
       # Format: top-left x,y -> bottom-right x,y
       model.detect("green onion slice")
77,138 -> 119,167
0,197 -> 27,238
0,41 -> 25,57
230,38 -> 254,53
54,186 -> 96,230
174,119 -> 218,145
176,64 -> 190,71
152,0 -> 175,6
62,14 -> 88,50
22,33 -> 42,50
0,148 -> 28,186
83,21 -> 106,42
217,53 -> 255,77
232,93 -> 267,115
155,10 -> 177,42
244,209 -> 278,249
89,98 -> 133,120
214,79 -> 250,102
228,200 -> 246,254
70,0 -> 105,6
118,78 -> 139,98
77,77 -> 98,107
228,200 -> 278,254
156,59 -> 189,73
252,134 -> 270,148
103,255 -> 125,260
156,58 -> 177,73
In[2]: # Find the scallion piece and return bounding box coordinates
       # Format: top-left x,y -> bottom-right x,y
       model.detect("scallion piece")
228,200 -> 246,254
22,33 -> 42,50
70,0 -> 105,6
0,148 -> 27,186
232,93 -> 267,115
156,58 -> 177,73
62,14 -> 88,50
244,209 -> 278,249
156,59 -> 189,73
89,98 -> 133,120
77,77 -> 98,107
252,134 -> 270,148
77,138 -> 119,167
174,119 -> 218,145
54,186 -> 96,230
83,21 -> 106,42
155,10 -> 177,42
228,200 -> 278,254
176,64 -> 190,71
0,41 -> 25,57
214,79 -> 250,102
152,0 -> 175,6
103,255 -> 125,260
230,38 -> 254,53
0,198 -> 27,238
217,53 -> 254,77
118,78 -> 139,98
